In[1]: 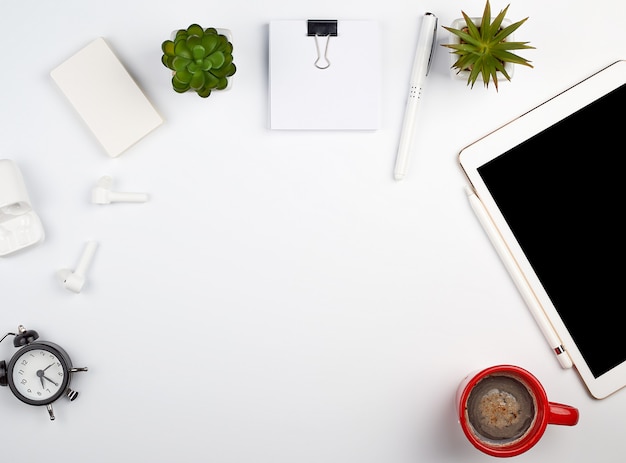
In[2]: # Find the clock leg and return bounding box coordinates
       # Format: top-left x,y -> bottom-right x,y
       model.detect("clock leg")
66,388 -> 79,401
46,404 -> 55,421
0,360 -> 6,386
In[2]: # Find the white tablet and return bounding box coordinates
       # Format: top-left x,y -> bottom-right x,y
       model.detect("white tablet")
459,60 -> 626,399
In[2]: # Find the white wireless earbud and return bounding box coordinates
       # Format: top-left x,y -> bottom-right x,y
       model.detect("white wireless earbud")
57,240 -> 99,293
91,176 -> 149,204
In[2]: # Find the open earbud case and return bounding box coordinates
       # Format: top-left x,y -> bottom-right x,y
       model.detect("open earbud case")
0,159 -> 45,256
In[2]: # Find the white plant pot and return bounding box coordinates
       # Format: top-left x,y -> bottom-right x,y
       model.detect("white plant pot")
447,17 -> 514,84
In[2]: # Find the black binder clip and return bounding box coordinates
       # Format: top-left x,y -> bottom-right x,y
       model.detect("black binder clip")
307,20 -> 337,70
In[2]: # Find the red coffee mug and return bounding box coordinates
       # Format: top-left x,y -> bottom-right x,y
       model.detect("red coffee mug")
457,365 -> 579,457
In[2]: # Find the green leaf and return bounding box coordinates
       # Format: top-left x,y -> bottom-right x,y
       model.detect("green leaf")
172,56 -> 191,72
186,35 -> 202,50
174,40 -> 192,59
161,40 -> 175,56
488,3 -> 509,38
494,17 -> 529,43
197,86 -> 212,98
204,73 -> 219,88
492,41 -> 534,52
217,39 -> 233,54
201,34 -> 219,54
441,42 -> 468,53
480,0 -> 492,42
455,54 -> 478,71
172,74 -> 190,91
215,77 -> 229,90
467,65 -> 481,88
442,27 -> 481,49
192,44 -> 206,60
189,70 -> 205,90
161,55 -> 175,69
212,62 -> 236,78
207,51 -> 225,69
187,24 -> 204,37
491,50 -> 533,67
462,11 -> 480,39
174,29 -> 188,41
174,69 -> 192,84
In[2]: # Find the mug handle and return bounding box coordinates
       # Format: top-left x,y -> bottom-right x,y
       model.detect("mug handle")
547,402 -> 579,426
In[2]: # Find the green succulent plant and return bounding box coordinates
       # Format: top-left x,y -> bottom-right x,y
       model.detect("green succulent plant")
442,1 -> 534,90
161,24 -> 236,98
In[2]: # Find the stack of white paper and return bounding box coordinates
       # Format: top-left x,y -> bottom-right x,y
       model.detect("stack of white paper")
269,20 -> 381,130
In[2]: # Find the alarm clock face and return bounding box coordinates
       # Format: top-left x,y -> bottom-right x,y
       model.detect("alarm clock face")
7,343 -> 70,406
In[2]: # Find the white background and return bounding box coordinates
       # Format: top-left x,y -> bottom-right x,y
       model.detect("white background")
1,1 -> 624,462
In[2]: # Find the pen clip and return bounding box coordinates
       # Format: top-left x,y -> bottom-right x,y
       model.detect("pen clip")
424,13 -> 438,76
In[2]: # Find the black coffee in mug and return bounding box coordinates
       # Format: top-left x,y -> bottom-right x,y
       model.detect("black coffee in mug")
465,374 -> 536,444
458,365 -> 579,457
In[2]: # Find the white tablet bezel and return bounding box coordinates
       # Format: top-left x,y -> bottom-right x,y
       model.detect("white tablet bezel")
458,60 -> 626,399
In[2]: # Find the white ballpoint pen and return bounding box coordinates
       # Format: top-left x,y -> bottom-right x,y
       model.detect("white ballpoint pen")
465,186 -> 573,369
394,12 -> 438,181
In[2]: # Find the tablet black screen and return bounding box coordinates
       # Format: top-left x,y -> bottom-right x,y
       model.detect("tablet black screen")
478,83 -> 626,378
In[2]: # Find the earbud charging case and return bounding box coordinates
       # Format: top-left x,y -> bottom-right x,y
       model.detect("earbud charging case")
0,159 -> 45,256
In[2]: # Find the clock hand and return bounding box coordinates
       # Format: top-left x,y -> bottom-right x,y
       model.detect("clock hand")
43,362 -> 56,371
42,375 -> 59,387
36,370 -> 46,389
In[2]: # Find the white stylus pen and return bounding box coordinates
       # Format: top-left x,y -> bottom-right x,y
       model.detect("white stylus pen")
465,186 -> 573,369
394,12 -> 438,181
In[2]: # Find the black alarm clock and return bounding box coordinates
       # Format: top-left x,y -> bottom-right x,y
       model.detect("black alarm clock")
0,325 -> 87,420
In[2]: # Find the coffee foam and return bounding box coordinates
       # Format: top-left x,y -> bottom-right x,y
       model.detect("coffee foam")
465,374 -> 536,445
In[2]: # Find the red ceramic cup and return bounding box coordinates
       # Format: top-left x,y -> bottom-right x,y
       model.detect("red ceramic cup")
456,365 -> 579,457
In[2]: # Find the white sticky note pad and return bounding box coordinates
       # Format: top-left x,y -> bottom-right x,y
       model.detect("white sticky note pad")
51,37 -> 163,157
269,20 -> 381,130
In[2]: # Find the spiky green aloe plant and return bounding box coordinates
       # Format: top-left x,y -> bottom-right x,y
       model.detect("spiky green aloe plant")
442,1 -> 534,90
161,24 -> 236,98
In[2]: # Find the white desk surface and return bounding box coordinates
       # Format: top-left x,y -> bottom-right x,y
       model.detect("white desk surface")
2,1 -> 624,462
